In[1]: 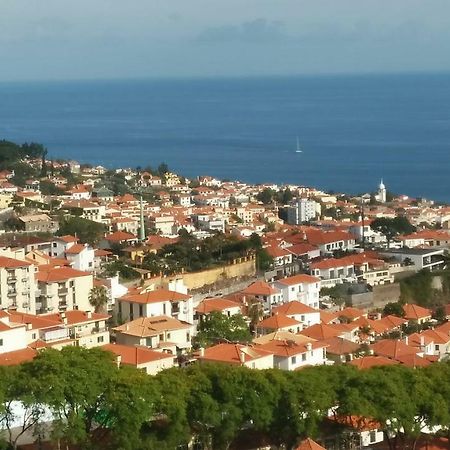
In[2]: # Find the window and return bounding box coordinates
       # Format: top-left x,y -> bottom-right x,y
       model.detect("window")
97,336 -> 104,343
435,345 -> 439,351
301,353 -> 306,361
0,339 -> 3,346
251,362 -> 256,369
291,356 -> 296,364
167,333 -> 171,339
53,243 -> 57,248
70,281 -> 74,288
32,333 -> 37,340
369,431 -> 377,443
186,332 -> 190,341
139,305 -> 143,317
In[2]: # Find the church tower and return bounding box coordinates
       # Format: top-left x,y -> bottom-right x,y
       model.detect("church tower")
378,179 -> 387,203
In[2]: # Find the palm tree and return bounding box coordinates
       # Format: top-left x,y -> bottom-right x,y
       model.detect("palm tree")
88,286 -> 109,313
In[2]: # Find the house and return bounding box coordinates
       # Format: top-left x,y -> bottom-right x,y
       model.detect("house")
40,310 -> 110,348
18,214 -> 58,233
349,355 -> 399,369
0,311 -> 28,354
320,336 -> 360,363
194,298 -> 242,320
0,256 -> 36,314
380,248 -> 445,271
403,303 -> 432,324
272,274 -> 321,308
65,243 -> 95,272
417,329 -> 450,360
62,200 -> 105,223
370,339 -> 418,362
116,289 -> 193,323
197,343 -> 274,369
256,314 -> 303,335
327,415 -> 384,447
114,316 -> 194,352
272,301 -> 321,328
266,246 -> 293,267
35,266 -> 93,314
102,343 -> 175,375
254,331 -> 327,370
240,281 -> 282,313
99,231 -> 138,249
47,235 -> 79,258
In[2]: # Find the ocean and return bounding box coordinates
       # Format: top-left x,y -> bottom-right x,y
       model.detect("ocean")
1,73 -> 450,202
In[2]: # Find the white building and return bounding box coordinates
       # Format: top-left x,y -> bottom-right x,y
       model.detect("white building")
376,179 -> 387,203
272,274 -> 321,309
287,198 -> 318,224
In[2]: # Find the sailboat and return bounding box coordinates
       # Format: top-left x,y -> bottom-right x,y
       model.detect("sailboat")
295,137 -> 302,153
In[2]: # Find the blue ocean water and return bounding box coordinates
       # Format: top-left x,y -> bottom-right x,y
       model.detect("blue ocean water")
1,73 -> 450,202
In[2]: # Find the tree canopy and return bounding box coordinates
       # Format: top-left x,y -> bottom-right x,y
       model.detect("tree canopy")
370,216 -> 416,246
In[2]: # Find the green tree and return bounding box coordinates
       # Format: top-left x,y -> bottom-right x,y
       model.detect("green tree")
383,302 -> 405,317
256,188 -> 276,205
88,286 -> 109,313
370,216 -> 416,247
194,312 -> 252,347
57,216 -> 105,245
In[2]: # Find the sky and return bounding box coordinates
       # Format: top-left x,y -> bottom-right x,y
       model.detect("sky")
1,0 -> 450,81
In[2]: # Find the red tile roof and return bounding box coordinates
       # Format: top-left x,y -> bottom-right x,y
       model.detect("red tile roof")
0,347 -> 37,366
349,355 -> 399,369
295,438 -> 326,450
272,301 -> 318,316
102,343 -> 173,366
276,274 -> 320,286
198,343 -> 272,365
195,298 -> 241,314
0,256 -> 31,268
241,280 -> 280,296
257,314 -> 301,331
403,303 -> 432,321
36,267 -> 91,282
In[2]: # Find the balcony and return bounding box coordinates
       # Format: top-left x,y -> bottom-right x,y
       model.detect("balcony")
58,288 -> 69,295
58,301 -> 68,309
7,290 -> 17,297
7,275 -> 17,283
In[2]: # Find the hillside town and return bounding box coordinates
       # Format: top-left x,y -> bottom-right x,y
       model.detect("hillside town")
0,144 -> 450,449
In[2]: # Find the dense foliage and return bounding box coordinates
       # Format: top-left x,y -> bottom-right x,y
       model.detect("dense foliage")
57,216 -> 106,245
370,216 -> 416,245
194,311 -> 253,347
142,232 -> 272,275
0,347 -> 449,450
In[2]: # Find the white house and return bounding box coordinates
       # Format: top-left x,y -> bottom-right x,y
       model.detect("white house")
272,274 -> 321,309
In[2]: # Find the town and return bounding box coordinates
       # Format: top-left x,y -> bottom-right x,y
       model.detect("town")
0,140 -> 449,450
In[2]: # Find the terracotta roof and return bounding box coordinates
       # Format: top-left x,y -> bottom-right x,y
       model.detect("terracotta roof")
7,312 -> 61,330
403,303 -> 432,320
371,339 -> 417,359
0,347 -> 37,366
102,343 -> 173,366
0,256 -> 31,268
257,314 -> 301,331
320,336 -> 359,355
36,267 -> 91,282
300,323 -> 345,340
104,230 -> 136,242
276,274 -> 320,286
113,316 -> 191,337
65,244 -> 86,255
328,415 -> 381,431
295,438 -> 326,450
241,280 -> 280,296
396,353 -> 431,368
272,301 -> 318,316
349,355 -> 399,369
257,337 -> 325,357
198,343 -> 272,365
421,328 -> 450,344
195,298 -> 241,314
119,289 -> 190,304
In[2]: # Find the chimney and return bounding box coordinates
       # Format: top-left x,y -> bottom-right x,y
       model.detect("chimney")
26,323 -> 32,331
199,347 -> 205,357
125,324 -> 129,331
239,348 -> 246,364
405,336 -> 409,345
115,355 -> 122,368
62,316 -> 68,325
420,336 -> 425,347
306,342 -> 312,352
377,312 -> 382,320
60,312 -> 66,319
86,310 -> 92,319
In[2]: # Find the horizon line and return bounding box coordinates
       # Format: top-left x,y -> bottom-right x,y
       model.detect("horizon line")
1,68 -> 450,85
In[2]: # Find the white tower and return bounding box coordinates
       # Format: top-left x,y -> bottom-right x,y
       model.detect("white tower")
378,179 -> 387,203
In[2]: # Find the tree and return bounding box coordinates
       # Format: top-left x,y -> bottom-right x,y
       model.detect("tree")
57,216 -> 105,245
194,312 -> 252,348
370,217 -> 416,247
88,286 -> 109,313
383,302 -> 405,317
256,188 -> 275,205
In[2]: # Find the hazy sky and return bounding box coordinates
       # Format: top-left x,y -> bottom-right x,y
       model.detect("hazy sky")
2,0 -> 450,81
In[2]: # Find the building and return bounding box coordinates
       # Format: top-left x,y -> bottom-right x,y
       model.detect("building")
114,315 -> 194,352
0,256 -> 36,314
376,179 -> 387,203
103,343 -> 175,375
18,214 -> 58,233
35,267 -> 93,313
287,198 -> 318,224
272,274 -> 321,309
197,343 -> 274,369
116,289 -> 194,323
